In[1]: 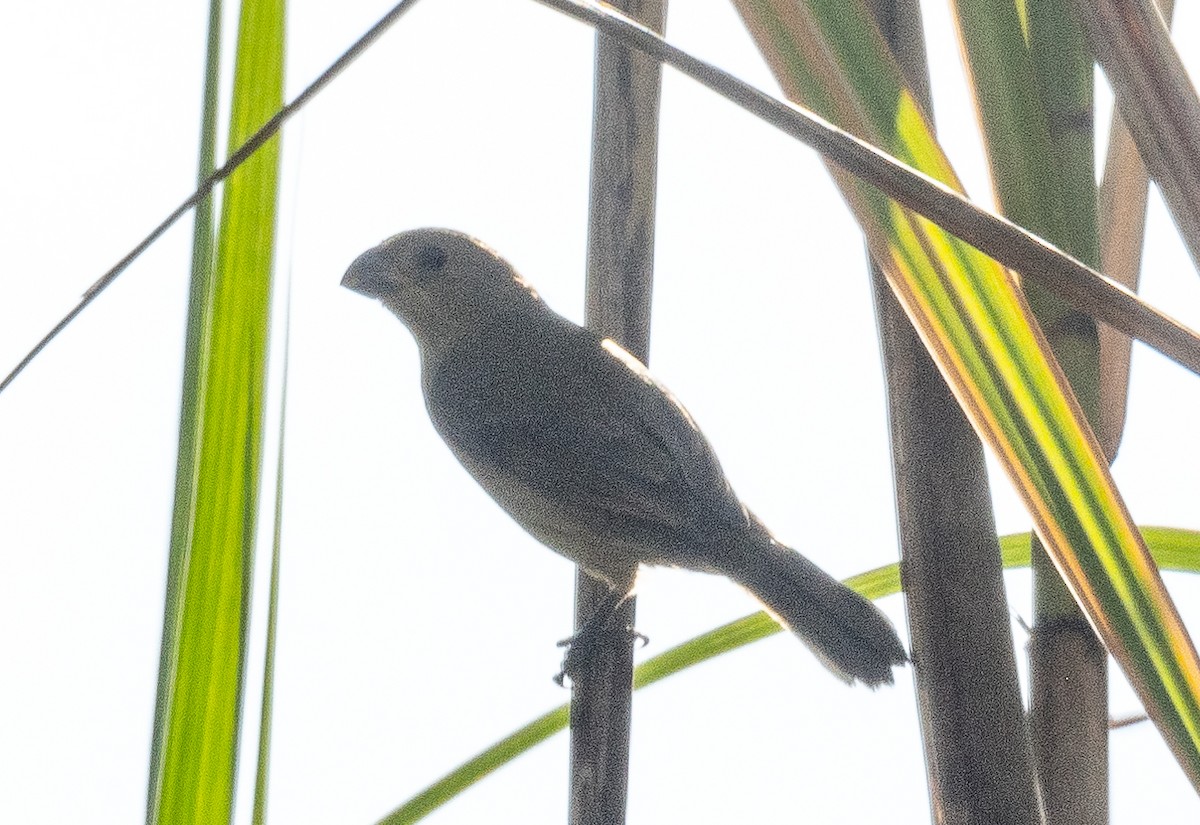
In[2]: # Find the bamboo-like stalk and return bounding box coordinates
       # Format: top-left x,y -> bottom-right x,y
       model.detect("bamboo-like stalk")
525,2 -> 1200,380
1096,109 -> 1147,460
952,2 -> 1107,818
1096,0 -> 1177,459
553,15 -> 1200,792
1070,0 -> 1200,272
1023,6 -> 1107,822
1033,0 -> 1178,807
570,1 -> 666,822
865,2 -> 1043,822
1029,625 -> 1107,824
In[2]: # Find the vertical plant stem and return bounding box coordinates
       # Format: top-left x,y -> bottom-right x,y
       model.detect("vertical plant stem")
950,2 -> 1107,817
1023,7 -> 1106,823
866,2 -> 1043,822
1069,0 -> 1200,272
252,288 -> 292,825
571,1 -> 665,822
1096,0 -> 1176,459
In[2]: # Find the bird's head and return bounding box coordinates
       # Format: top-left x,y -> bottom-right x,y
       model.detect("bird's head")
342,228 -> 541,353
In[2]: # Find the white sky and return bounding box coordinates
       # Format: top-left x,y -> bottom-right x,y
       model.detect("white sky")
3,0 -> 1200,823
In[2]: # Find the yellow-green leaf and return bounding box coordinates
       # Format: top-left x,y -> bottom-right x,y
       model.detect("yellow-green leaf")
733,0 -> 1200,788
147,0 -> 285,822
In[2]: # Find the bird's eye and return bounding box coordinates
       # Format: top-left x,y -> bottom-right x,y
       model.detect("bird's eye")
414,244 -> 448,276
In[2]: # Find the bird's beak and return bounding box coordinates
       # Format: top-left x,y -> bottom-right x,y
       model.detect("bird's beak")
341,247 -> 386,298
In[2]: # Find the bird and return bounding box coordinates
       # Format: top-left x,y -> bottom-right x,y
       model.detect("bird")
342,228 -> 907,686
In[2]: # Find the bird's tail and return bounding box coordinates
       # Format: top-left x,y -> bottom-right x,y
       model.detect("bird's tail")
715,522 -> 907,686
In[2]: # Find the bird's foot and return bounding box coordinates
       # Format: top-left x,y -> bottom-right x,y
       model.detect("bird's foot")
554,624 -> 648,687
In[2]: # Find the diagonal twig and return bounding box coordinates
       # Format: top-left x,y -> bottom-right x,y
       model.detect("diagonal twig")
0,0 -> 425,394
7,0 -> 1200,393
532,0 -> 1200,378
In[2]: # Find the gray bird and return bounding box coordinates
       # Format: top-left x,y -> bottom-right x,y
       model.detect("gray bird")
342,228 -> 907,686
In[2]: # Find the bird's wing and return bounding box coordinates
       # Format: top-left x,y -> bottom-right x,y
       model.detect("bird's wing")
423,313 -> 746,560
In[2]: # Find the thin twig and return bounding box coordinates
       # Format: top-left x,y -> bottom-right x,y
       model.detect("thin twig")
1109,712 -> 1149,730
533,0 -> 1200,377
9,0 -> 1200,392
0,0 -> 424,394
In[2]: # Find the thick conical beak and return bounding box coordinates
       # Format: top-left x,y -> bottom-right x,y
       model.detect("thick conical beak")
341,247 -> 386,298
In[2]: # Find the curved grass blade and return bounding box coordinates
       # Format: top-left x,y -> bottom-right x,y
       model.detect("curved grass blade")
376,528 -> 1200,825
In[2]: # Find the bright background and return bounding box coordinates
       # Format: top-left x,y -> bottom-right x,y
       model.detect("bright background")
2,1 -> 1200,822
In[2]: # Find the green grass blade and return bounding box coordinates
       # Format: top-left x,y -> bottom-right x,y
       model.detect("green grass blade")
378,707 -> 572,825
252,288 -> 289,825
733,0 -> 1200,788
149,0 -> 285,823
955,1 -> 1106,812
376,528 -> 1200,824
147,0 -> 224,818
533,0 -> 1200,379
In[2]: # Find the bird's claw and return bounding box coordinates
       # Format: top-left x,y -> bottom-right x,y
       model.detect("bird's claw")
553,624 -> 649,687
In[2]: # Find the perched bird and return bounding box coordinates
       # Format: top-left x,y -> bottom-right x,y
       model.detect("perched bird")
342,228 -> 907,686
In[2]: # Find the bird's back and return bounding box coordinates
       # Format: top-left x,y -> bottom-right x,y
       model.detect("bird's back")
421,306 -> 748,582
